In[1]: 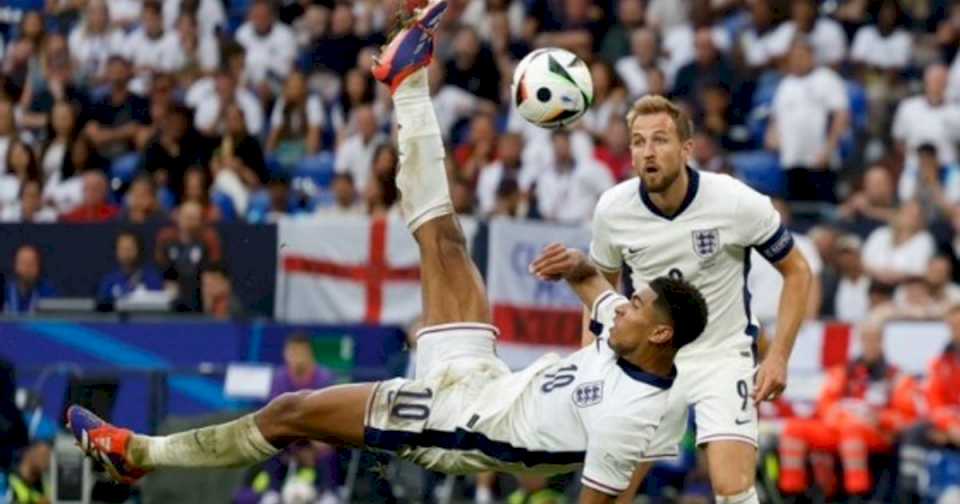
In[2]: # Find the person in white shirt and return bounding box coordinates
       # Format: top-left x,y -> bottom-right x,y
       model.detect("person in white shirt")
533,130 -> 614,225
476,133 -> 535,216
235,0 -> 297,87
0,140 -> 41,211
767,0 -> 847,66
166,11 -> 220,75
739,0 -> 784,70
850,0 -> 912,71
108,0 -> 143,30
125,1 -> 180,75
68,0 -> 126,82
830,234 -> 871,323
748,199 -> 823,328
426,60 -> 487,142
163,0 -> 225,38
892,64 -> 960,173
615,28 -> 670,99
899,144 -> 960,220
0,179 -> 57,223
766,37 -> 849,202
334,105 -> 387,192
193,70 -> 264,136
862,200 -> 936,285
589,95 -> 813,504
266,70 -> 324,162
40,101 -> 78,184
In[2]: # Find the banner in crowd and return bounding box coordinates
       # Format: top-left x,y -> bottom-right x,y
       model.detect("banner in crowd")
274,214 -> 475,325
487,217 -> 592,347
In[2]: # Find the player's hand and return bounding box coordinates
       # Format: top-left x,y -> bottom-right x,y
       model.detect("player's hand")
753,353 -> 787,404
529,242 -> 583,281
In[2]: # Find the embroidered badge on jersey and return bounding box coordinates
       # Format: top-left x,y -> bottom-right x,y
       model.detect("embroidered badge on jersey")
691,228 -> 720,258
572,381 -> 604,408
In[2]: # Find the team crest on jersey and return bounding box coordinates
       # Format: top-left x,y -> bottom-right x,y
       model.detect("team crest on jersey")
572,381 -> 604,408
691,228 -> 720,258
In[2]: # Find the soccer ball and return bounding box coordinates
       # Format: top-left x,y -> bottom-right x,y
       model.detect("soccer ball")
511,48 -> 594,129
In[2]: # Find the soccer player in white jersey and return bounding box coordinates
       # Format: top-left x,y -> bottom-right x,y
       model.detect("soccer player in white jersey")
588,96 -> 813,503
65,3 -> 711,502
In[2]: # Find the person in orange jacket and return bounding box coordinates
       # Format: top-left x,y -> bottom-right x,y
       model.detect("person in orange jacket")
900,304 -> 960,498
778,319 -> 920,498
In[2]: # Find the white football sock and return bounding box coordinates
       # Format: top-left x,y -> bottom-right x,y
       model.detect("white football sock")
392,68 -> 452,232
128,413 -> 278,468
715,486 -> 759,504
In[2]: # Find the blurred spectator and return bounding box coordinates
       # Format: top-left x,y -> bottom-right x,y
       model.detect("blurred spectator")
83,55 -> 150,160
0,140 -> 42,210
532,130 -> 613,224
766,37 -> 849,202
248,177 -> 299,223
749,199 -> 823,327
270,332 -> 336,399
109,0 -> 144,30
68,0 -> 126,83
646,0 -> 690,33
121,174 -> 167,224
900,144 -> 960,220
824,234 -> 871,323
850,0 -> 911,72
454,113 -> 499,184
445,25 -> 501,103
265,71 -> 323,163
210,104 -> 268,215
39,101 -> 79,185
838,164 -> 897,237
917,255 -> 960,316
3,245 -> 57,315
615,27 -> 667,99
193,68 -> 264,136
300,2 -> 366,76
364,171 -> 399,218
167,11 -> 220,76
476,133 -> 529,217
19,34 -> 88,132
672,27 -> 734,105
892,64 -> 960,178
451,178 -> 475,215
59,171 -> 120,222
862,200 -> 936,284
689,131 -> 730,174
126,1 -> 179,80
738,0 -> 783,71
334,105 -> 386,192
660,0 -> 732,87
330,67 -> 380,139
0,179 -> 57,223
768,0 -> 848,66
491,178 -> 525,218
779,320 -> 919,499
156,200 -> 223,312
45,135 -> 107,214
96,231 -> 164,308
580,60 -> 628,137
593,119 -> 632,181
7,441 -> 51,504
179,167 -> 222,222
900,303 -> 960,498
695,82 -> 748,150
200,262 -> 243,320
600,0 -> 647,63
163,0 -> 226,39
235,0 -> 297,88
143,104 -> 212,202
0,100 -> 17,174
315,173 -> 363,217
428,60 -> 490,142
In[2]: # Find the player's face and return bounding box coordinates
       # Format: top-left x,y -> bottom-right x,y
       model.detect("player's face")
608,287 -> 672,354
630,113 -> 691,193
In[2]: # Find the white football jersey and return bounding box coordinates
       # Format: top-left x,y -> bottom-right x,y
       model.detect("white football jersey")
589,169 -> 794,356
461,292 -> 673,494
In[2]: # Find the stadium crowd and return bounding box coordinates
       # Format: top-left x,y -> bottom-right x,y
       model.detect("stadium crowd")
4,0 -> 960,501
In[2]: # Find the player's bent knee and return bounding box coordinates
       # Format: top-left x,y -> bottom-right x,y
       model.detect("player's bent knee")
257,390 -> 313,441
712,477 -> 755,498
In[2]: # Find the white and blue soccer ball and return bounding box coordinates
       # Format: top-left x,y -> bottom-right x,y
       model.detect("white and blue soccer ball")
511,48 -> 594,129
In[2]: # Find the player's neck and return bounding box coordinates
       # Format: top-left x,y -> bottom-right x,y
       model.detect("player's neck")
623,344 -> 675,380
647,168 -> 690,217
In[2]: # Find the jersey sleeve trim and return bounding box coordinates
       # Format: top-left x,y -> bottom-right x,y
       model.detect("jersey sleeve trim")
581,475 -> 626,496
590,290 -> 618,321
756,224 -> 794,263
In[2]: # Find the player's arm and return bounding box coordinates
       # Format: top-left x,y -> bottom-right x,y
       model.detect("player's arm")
530,243 -> 613,309
579,269 -> 620,347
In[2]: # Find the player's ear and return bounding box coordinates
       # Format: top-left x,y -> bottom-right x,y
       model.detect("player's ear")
648,325 -> 673,345
681,138 -> 694,161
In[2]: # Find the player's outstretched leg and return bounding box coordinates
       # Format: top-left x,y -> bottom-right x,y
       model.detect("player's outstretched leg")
67,382 -> 375,484
373,0 -> 490,328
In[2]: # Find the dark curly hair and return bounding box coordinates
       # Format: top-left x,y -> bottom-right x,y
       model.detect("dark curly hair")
649,276 -> 709,350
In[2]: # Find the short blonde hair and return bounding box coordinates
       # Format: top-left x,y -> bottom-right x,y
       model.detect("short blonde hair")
626,95 -> 693,141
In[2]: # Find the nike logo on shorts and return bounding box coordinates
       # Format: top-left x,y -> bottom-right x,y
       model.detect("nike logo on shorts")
735,418 -> 751,426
